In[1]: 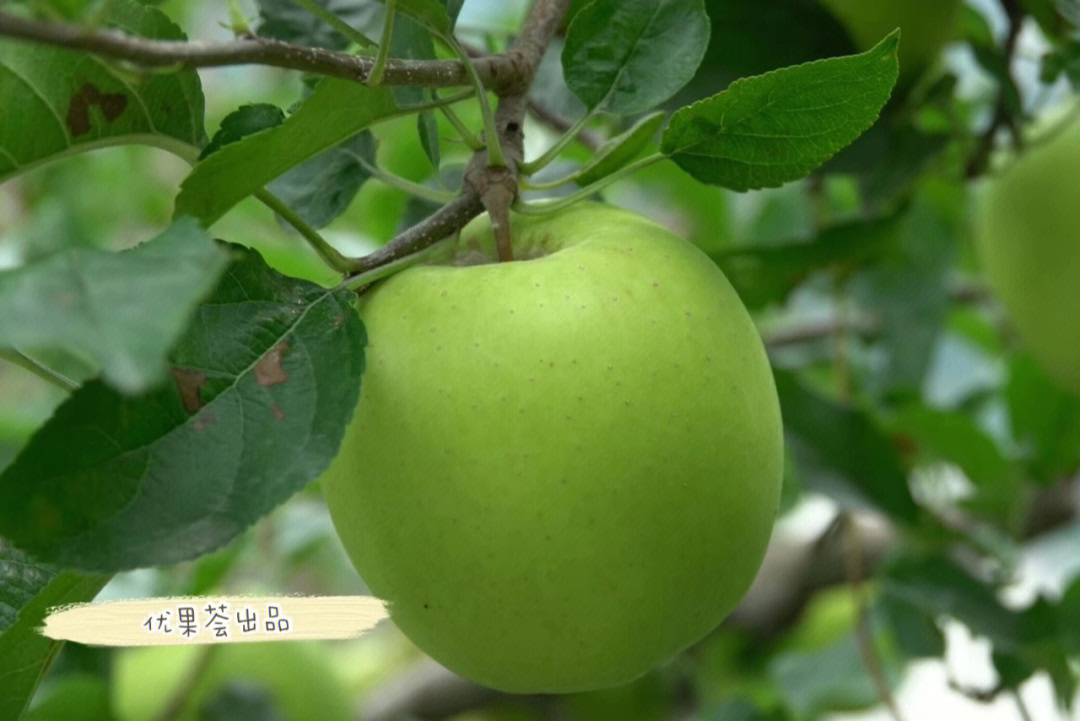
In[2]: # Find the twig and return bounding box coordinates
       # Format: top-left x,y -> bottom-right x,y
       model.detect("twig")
366,0 -> 396,85
966,0 -> 1025,178
526,98 -> 603,152
520,106 -> 600,174
346,191 -> 484,275
513,152 -> 664,214
842,514 -> 906,721
1011,690 -> 1035,721
342,0 -> 573,278
354,156 -> 456,204
0,12 -> 523,91
253,189 -> 352,274
154,645 -> 220,721
346,238 -> 455,293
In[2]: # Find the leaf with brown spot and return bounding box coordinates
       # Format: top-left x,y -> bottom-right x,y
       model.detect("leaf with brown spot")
0,0 -> 205,183
255,342 -> 291,387
0,218 -> 227,394
65,83 -> 129,137
192,412 -> 218,432
170,367 -> 208,413
0,245 -> 366,571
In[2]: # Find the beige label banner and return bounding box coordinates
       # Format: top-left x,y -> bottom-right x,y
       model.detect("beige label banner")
40,596 -> 388,646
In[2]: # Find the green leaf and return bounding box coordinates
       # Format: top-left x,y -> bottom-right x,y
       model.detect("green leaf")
201,105 -> 377,230
575,111 -> 665,186
888,404 -> 1020,520
882,556 -> 1023,647
660,32 -> 899,191
255,0 -> 380,50
417,112 -> 441,171
0,218 -> 228,395
0,247 -> 366,571
1060,576 -> 1080,654
388,14 -> 437,107
876,591 -> 945,658
669,0 -> 856,106
200,103 -> 286,160
562,0 -> 710,114
0,0 -> 205,182
0,539 -> 108,721
175,79 -> 400,226
774,368 -> 918,522
267,130 -> 377,229
768,632 -> 890,716
378,0 -> 452,36
822,121 -> 951,210
1007,355 -> 1080,482
850,183 -> 961,392
717,212 -> 900,309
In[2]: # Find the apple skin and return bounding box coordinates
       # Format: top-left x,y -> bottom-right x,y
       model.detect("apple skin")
112,643 -> 352,721
976,117 -> 1080,397
320,202 -> 784,693
818,0 -> 960,85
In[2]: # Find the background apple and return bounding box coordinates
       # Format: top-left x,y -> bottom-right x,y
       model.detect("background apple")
320,202 -> 785,693
975,116 -> 1080,397
818,0 -> 961,86
112,643 -> 352,721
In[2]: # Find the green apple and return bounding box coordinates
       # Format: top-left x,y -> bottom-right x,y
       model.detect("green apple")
112,643 -> 352,721
818,0 -> 961,86
320,202 -> 784,693
975,116 -> 1080,397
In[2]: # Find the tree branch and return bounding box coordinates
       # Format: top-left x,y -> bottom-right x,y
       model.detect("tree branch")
0,11 -> 523,91
347,191 -> 484,276
965,0 -> 1024,178
344,0 -> 573,280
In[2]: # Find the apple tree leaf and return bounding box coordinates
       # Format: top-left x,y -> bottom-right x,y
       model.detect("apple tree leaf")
0,0 -> 205,183
0,539 -> 109,721
660,32 -> 899,191
575,111 -> 665,186
0,218 -> 228,395
417,111 -> 441,170
562,0 -> 710,114
200,103 -> 286,160
768,632 -> 887,716
377,0 -> 452,36
0,246 -> 366,571
888,404 -> 1020,521
201,103 -> 378,231
773,368 -> 918,522
882,556 -> 1027,648
388,11 -> 438,107
669,0 -> 856,106
716,212 -> 900,309
267,129 -> 377,230
255,0 -> 381,50
1007,355 -> 1080,482
175,79 -> 401,226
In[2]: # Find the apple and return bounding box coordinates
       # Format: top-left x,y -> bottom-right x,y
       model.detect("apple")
818,0 -> 960,86
320,202 -> 784,693
112,643 -> 352,721
975,115 -> 1080,397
